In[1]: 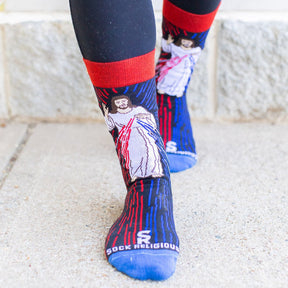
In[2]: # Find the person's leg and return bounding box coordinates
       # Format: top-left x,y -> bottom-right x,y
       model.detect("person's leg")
69,0 -> 179,281
156,0 -> 221,172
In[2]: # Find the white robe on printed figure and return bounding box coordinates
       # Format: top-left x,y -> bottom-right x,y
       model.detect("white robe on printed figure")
105,106 -> 163,180
157,38 -> 202,97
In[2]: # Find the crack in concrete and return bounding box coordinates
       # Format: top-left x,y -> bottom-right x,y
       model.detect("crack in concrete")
0,123 -> 36,189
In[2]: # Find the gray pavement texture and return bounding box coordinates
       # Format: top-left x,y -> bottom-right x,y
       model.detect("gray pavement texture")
0,122 -> 288,288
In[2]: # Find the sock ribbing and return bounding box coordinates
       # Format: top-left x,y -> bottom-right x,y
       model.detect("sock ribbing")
83,50 -> 155,88
163,0 -> 220,33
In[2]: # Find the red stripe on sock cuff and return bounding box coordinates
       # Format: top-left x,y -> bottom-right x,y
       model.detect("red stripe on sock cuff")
83,50 -> 155,88
163,0 -> 220,33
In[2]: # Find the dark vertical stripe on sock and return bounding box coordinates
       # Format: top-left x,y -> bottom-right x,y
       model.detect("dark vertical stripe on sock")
128,231 -> 131,246
148,179 -> 154,206
133,191 -> 139,244
164,106 -> 168,145
130,208 -> 135,228
154,197 -> 158,242
150,207 -> 154,232
161,215 -> 166,242
168,110 -> 172,142
139,195 -> 143,231
165,212 -> 171,233
124,224 -> 128,246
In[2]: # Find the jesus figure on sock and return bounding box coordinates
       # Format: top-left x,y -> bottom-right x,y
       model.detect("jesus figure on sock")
157,34 -> 202,97
103,95 -> 164,182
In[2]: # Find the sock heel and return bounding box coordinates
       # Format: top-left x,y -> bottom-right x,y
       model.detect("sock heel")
167,153 -> 197,173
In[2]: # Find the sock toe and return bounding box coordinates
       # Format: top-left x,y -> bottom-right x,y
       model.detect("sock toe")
108,250 -> 178,281
168,153 -> 197,173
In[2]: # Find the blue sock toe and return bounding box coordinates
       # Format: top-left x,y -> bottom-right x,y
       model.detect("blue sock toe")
168,153 -> 197,173
108,250 -> 178,281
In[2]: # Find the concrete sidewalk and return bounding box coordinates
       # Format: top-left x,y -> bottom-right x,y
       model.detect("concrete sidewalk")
0,122 -> 288,288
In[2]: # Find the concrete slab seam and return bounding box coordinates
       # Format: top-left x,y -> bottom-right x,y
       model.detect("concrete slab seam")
0,123 -> 36,189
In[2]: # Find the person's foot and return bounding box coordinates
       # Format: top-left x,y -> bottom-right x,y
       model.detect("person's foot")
95,79 -> 179,281
105,177 -> 179,281
155,0 -> 220,172
155,31 -> 201,172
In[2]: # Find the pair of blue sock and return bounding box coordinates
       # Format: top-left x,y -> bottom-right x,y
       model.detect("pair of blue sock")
71,0 -> 220,281
102,5 -> 219,282
104,15 -> 213,280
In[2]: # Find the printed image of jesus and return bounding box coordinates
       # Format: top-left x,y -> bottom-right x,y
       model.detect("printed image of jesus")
157,34 -> 202,97
103,95 -> 163,182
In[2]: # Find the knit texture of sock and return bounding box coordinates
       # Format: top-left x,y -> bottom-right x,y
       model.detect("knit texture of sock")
156,0 -> 220,172
84,52 -> 179,281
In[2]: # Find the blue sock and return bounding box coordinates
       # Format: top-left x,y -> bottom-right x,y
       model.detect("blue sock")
106,178 -> 179,281
70,0 -> 182,280
156,1 -> 220,173
95,81 -> 180,281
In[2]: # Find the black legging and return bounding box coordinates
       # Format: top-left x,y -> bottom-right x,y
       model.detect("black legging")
69,0 -> 221,63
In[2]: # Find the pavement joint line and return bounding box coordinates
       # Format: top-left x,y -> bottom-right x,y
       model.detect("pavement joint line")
0,123 -> 36,189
